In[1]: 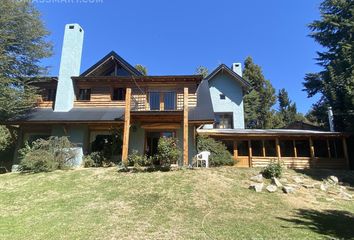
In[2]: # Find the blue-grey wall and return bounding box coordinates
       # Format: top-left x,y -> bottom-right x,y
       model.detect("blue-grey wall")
129,122 -> 145,154
209,71 -> 245,129
51,125 -> 89,153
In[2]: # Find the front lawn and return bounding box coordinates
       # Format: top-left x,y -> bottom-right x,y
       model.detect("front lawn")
0,167 -> 353,239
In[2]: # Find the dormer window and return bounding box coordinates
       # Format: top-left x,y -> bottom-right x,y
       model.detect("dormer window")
220,94 -> 226,100
78,89 -> 91,101
112,88 -> 126,101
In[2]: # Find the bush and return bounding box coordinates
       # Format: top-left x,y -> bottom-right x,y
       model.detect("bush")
83,155 -> 95,168
128,150 -> 151,168
261,161 -> 283,178
19,136 -> 75,173
196,136 -> 234,167
155,137 -> 181,167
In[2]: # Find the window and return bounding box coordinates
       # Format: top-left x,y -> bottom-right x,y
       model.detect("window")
264,140 -> 277,157
280,140 -> 294,157
164,92 -> 176,110
295,140 -> 310,157
251,140 -> 263,156
220,94 -> 226,100
221,140 -> 234,155
237,141 -> 249,156
149,92 -> 160,110
313,139 -> 328,158
214,113 -> 233,129
78,89 -> 91,101
112,88 -> 126,101
43,88 -> 56,101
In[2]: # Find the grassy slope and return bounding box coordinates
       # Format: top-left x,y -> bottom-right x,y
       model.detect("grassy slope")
0,167 -> 353,240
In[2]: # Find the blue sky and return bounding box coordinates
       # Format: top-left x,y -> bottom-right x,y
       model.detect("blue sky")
36,0 -> 323,114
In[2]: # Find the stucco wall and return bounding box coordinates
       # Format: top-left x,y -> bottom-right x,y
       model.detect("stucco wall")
209,72 -> 245,129
129,122 -> 145,154
51,125 -> 89,153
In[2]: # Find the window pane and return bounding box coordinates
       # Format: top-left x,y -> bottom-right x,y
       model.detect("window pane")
112,88 -> 125,101
295,140 -> 310,157
164,92 -> 176,110
251,140 -> 263,156
79,89 -> 91,100
280,140 -> 294,157
237,141 -> 249,156
214,113 -> 233,129
264,140 -> 276,157
149,92 -> 160,110
313,139 -> 328,158
329,139 -> 344,158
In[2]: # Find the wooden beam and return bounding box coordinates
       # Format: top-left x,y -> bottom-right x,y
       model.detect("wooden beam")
262,140 -> 266,157
122,88 -> 131,164
327,139 -> 331,159
233,141 -> 238,164
248,140 -> 252,167
293,140 -> 297,158
276,138 -> 281,161
342,137 -> 349,169
309,137 -> 315,160
183,87 -> 189,166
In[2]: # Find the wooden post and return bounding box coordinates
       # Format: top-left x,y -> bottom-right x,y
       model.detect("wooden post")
233,141 -> 238,163
293,140 -> 297,158
342,137 -> 349,169
248,140 -> 252,167
326,139 -> 331,159
122,88 -> 131,164
183,87 -> 189,166
276,138 -> 281,162
262,140 -> 266,157
309,137 -> 315,162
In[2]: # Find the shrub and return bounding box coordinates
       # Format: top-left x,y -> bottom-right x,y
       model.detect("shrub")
128,150 -> 151,168
261,161 -> 283,178
19,136 -> 75,172
196,136 -> 234,167
155,137 -> 181,167
88,151 -> 114,167
83,155 -> 95,168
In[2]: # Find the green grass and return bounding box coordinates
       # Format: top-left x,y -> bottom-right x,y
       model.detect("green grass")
0,167 -> 353,239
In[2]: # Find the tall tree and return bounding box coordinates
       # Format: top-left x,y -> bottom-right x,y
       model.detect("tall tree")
243,57 -> 277,128
303,0 -> 354,131
135,64 -> 148,76
195,66 -> 209,78
0,0 -> 52,147
278,88 -> 298,126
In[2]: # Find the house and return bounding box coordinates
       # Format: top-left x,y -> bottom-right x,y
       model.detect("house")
6,23 -> 350,169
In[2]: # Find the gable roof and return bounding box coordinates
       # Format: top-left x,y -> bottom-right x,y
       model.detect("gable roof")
205,64 -> 251,89
80,51 -> 142,77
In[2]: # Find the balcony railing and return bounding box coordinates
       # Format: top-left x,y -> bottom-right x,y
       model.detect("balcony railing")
130,93 -> 184,111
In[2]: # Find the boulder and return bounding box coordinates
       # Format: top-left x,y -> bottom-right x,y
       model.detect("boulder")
328,176 -> 339,184
249,183 -> 264,193
282,186 -> 295,194
302,184 -> 315,189
266,185 -> 277,193
272,177 -> 283,187
339,191 -> 352,201
250,174 -> 264,183
320,183 -> 328,191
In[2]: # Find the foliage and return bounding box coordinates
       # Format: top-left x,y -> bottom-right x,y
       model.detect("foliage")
261,161 -> 283,178
0,126 -> 13,151
303,0 -> 354,132
195,66 -> 209,78
243,57 -> 277,129
128,150 -> 151,168
0,0 -> 52,122
87,151 -> 113,167
19,136 -> 75,172
155,137 -> 181,167
277,88 -> 305,127
135,64 -> 148,75
83,155 -> 95,168
196,136 -> 234,167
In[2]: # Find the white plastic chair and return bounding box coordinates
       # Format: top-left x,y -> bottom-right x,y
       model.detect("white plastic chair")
195,151 -> 210,168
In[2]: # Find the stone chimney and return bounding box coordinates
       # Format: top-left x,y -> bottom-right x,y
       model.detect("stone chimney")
232,63 -> 242,77
328,107 -> 335,132
54,23 -> 84,112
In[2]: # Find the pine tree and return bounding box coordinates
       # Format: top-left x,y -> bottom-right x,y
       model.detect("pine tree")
195,66 -> 209,78
278,88 -> 298,126
0,0 -> 52,122
243,57 -> 276,128
135,64 -> 148,76
303,0 -> 354,131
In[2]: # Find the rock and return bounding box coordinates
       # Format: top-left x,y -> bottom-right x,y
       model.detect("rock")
292,176 -> 303,184
280,178 -> 288,183
249,183 -> 264,192
266,185 -> 277,193
282,186 -> 295,194
325,198 -> 335,202
340,186 -> 346,190
285,183 -> 298,188
339,191 -> 352,200
320,183 -> 328,191
250,174 -> 263,183
272,177 -> 283,187
328,176 -> 339,184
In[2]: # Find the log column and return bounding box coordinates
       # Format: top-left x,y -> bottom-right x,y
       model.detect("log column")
122,88 -> 131,165
276,138 -> 281,162
343,137 -> 349,169
183,87 -> 189,166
